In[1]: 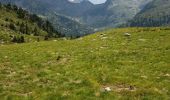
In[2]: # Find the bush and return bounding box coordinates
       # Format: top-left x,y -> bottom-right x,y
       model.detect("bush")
9,23 -> 16,30
11,36 -> 25,43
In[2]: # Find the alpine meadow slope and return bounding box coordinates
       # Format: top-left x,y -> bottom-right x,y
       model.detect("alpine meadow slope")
0,0 -> 170,99
0,27 -> 170,99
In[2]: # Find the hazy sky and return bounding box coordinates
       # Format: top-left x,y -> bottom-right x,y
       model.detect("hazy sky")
89,0 -> 107,4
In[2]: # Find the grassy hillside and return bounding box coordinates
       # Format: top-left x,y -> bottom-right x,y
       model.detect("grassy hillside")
0,27 -> 170,99
0,4 -> 60,44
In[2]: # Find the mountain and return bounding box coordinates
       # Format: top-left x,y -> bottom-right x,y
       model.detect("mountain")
0,0 -> 94,37
0,0 -> 154,35
0,0 -> 152,28
0,4 -> 60,43
35,0 -> 152,29
129,0 -> 170,27
81,0 -> 152,29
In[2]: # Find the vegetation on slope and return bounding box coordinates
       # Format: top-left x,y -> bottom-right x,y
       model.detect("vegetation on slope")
0,3 -> 60,44
0,0 -> 94,37
129,0 -> 170,27
0,27 -> 169,99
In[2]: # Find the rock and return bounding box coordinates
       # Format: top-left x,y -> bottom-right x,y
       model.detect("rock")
139,39 -> 146,42
101,37 -> 108,39
4,56 -> 8,59
141,75 -> 148,79
105,87 -> 112,92
164,74 -> 170,77
124,33 -> 131,36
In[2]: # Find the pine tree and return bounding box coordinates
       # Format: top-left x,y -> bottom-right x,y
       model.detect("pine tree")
9,23 -> 16,30
19,22 -> 25,34
20,36 -> 25,43
33,27 -> 39,36
12,36 -> 17,42
25,22 -> 29,35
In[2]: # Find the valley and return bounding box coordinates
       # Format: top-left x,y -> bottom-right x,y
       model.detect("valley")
0,0 -> 170,99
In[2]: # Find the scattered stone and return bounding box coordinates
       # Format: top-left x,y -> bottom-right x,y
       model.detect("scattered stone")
105,87 -> 112,92
101,85 -> 136,92
69,79 -> 82,84
78,38 -> 83,40
139,39 -> 146,42
56,73 -> 61,76
62,91 -> 70,96
90,51 -> 94,52
164,74 -> 170,77
101,37 -> 108,39
141,75 -> 148,79
100,86 -> 112,92
93,39 -> 96,41
4,56 -> 8,59
124,33 -> 131,36
73,80 -> 82,84
100,46 -> 104,49
156,76 -> 160,79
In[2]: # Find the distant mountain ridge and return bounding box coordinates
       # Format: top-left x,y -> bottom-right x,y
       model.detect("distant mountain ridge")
0,0 -> 154,36
82,0 -> 152,29
129,0 -> 170,27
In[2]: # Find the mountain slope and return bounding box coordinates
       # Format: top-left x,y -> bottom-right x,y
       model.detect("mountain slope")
0,0 -> 94,37
0,27 -> 170,99
82,0 -> 152,29
0,0 -> 152,30
0,4 -> 59,43
130,0 -> 170,27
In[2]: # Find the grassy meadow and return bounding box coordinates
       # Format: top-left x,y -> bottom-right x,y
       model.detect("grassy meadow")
0,27 -> 170,99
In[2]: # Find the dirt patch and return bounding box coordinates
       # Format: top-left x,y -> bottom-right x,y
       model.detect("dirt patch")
101,84 -> 137,92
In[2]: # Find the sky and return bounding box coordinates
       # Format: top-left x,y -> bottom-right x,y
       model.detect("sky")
89,0 -> 107,4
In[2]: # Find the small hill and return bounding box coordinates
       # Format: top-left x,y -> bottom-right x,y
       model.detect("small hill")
0,27 -> 169,99
0,4 -> 60,44
129,0 -> 170,27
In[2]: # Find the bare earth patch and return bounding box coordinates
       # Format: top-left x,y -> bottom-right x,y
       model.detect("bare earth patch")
101,84 -> 137,92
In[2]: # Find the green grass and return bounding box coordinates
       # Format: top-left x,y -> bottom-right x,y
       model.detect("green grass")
0,27 -> 170,99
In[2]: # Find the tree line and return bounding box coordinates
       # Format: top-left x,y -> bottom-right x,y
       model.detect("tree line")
0,3 -> 62,43
129,15 -> 170,27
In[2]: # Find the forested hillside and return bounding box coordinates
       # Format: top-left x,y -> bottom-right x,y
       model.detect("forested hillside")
129,0 -> 170,27
0,0 -> 94,37
0,3 -> 60,44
